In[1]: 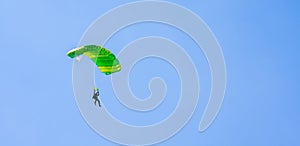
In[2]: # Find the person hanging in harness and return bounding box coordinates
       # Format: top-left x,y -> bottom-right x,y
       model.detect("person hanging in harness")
92,87 -> 101,107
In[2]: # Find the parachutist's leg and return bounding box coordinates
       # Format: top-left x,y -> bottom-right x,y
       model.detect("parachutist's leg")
97,99 -> 101,107
94,100 -> 97,105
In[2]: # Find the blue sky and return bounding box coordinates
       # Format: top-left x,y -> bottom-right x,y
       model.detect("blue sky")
0,0 -> 299,145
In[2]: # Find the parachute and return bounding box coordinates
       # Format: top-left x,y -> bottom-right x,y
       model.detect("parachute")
67,45 -> 121,75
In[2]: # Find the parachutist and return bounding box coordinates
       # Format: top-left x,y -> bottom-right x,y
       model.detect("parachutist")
92,88 -> 101,107
67,45 -> 121,108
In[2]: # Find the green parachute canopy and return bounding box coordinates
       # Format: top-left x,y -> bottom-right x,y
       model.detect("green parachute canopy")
67,45 -> 121,75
